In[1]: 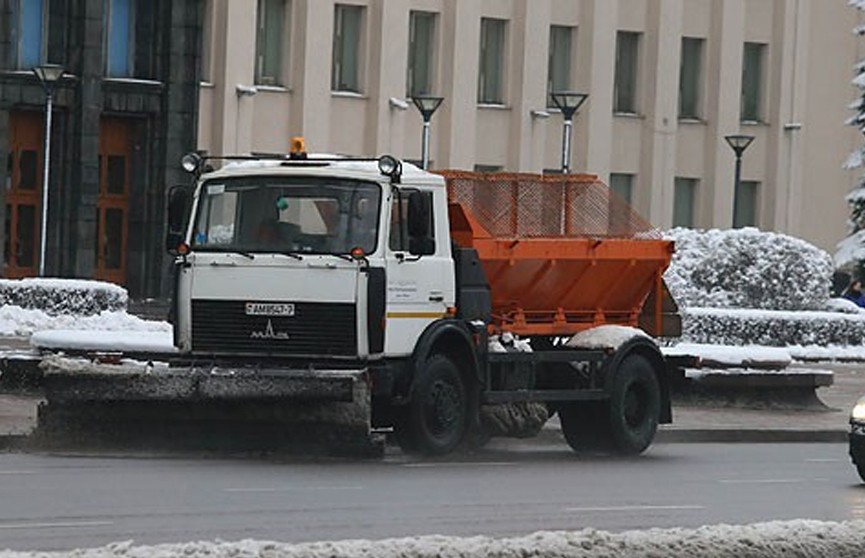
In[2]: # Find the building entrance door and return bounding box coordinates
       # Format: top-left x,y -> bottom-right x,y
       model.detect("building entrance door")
96,118 -> 131,285
4,111 -> 43,278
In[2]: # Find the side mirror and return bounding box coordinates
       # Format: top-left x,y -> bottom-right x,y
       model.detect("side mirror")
407,191 -> 435,256
407,191 -> 432,238
165,186 -> 191,254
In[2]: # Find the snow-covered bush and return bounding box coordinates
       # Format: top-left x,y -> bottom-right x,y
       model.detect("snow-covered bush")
0,278 -> 127,316
664,227 -> 833,311
683,308 -> 865,347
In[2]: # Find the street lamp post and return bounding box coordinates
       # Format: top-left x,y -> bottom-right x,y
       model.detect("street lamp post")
32,63 -> 65,277
550,91 -> 589,174
724,134 -> 756,212
411,95 -> 444,170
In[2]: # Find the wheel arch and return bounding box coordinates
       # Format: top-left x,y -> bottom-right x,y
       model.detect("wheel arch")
603,336 -> 672,424
411,319 -> 482,389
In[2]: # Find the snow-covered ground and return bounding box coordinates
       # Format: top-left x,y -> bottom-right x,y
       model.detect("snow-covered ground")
2,520 -> 865,558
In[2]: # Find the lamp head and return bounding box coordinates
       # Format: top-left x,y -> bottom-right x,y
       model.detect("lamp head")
412,95 -> 444,122
550,91 -> 589,120
32,64 -> 65,87
725,134 -> 755,155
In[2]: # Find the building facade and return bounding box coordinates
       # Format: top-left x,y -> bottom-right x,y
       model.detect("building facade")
0,0 -> 202,297
199,0 -> 865,255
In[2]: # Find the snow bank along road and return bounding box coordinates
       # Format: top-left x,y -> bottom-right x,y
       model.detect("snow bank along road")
2,520 -> 865,558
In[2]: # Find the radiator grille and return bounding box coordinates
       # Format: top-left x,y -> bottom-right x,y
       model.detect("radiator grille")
191,300 -> 357,357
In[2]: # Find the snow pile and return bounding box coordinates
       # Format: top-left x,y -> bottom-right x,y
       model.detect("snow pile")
0,306 -> 169,338
0,278 -> 127,316
4,520 -> 865,558
664,227 -> 833,311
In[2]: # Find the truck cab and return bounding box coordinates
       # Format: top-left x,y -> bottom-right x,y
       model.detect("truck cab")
169,153 -> 455,365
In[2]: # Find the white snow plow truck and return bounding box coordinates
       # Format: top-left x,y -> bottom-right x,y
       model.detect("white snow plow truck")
38,143 -> 683,457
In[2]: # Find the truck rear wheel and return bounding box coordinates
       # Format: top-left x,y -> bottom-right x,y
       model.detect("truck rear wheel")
607,354 -> 661,455
395,354 -> 467,456
559,402 -> 611,453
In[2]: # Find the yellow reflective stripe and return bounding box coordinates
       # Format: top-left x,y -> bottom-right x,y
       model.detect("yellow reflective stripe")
386,312 -> 447,319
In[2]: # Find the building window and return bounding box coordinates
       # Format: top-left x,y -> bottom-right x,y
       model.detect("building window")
547,25 -> 573,106
609,173 -> 633,205
474,164 -> 503,173
11,0 -> 46,69
105,0 -> 135,77
478,18 -> 507,104
679,37 -> 704,119
614,31 -> 640,114
733,180 -> 759,228
332,4 -> 364,93
255,0 -> 286,85
407,11 -> 436,97
673,177 -> 698,228
201,0 -> 214,82
741,42 -> 766,122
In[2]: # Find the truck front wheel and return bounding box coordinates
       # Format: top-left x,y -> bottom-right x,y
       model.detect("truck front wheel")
395,354 -> 467,456
607,354 -> 661,455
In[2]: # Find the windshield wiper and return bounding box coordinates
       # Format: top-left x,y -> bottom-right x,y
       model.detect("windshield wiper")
230,250 -> 255,259
321,252 -> 354,262
276,251 -> 304,260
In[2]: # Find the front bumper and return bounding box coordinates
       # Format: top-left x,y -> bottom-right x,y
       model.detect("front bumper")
849,421 -> 865,466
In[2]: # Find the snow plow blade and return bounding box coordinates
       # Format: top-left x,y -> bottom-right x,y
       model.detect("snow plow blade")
34,356 -> 383,457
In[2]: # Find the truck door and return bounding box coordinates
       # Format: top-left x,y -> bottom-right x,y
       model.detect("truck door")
384,188 -> 454,355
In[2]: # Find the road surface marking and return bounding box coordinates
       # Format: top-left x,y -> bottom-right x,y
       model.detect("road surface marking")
0,521 -> 113,530
403,462 -> 516,468
718,479 -> 804,484
224,486 -> 364,492
563,505 -> 705,513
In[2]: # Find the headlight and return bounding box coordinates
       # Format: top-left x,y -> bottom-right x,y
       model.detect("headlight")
852,397 -> 865,422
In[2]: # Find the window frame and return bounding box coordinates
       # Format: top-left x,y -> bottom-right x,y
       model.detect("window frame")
407,10 -> 438,98
255,0 -> 288,86
478,17 -> 507,105
547,25 -> 574,107
609,173 -> 634,206
11,0 -> 47,69
332,4 -> 365,93
678,37 -> 704,120
104,0 -> 136,78
741,42 -> 766,123
614,31 -> 640,114
673,177 -> 698,228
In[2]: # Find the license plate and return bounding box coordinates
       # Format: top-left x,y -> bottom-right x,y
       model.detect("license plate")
245,302 -> 295,317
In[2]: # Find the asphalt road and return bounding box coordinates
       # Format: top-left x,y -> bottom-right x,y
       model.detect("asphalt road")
1,441 -> 865,552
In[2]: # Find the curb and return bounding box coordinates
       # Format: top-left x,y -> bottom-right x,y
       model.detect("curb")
536,425 -> 847,445
656,428 -> 847,444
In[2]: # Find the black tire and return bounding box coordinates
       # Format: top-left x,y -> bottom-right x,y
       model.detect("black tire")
559,401 -> 611,453
857,463 -> 865,483
607,354 -> 661,455
394,354 -> 468,456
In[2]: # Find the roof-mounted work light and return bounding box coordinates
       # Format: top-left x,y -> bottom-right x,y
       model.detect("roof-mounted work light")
378,155 -> 402,184
181,152 -> 202,174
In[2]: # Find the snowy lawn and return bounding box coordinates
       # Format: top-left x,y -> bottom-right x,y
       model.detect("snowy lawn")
2,520 -> 865,557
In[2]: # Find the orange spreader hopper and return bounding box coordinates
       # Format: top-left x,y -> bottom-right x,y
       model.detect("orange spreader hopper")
440,171 -> 675,337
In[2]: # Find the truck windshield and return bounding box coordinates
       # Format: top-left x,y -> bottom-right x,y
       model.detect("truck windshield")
191,176 -> 381,255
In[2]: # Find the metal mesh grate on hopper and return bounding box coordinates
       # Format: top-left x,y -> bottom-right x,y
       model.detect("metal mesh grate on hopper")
439,171 -> 661,240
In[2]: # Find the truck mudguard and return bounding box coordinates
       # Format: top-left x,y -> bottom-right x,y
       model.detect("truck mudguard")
410,319 -> 482,388
601,336 -> 672,423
